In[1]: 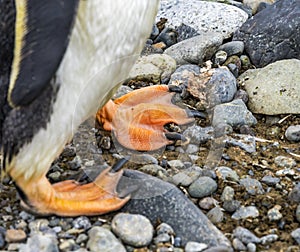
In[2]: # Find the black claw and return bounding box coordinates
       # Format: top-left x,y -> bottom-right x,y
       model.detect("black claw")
168,85 -> 183,93
165,132 -> 187,142
186,109 -> 207,119
111,156 -> 131,173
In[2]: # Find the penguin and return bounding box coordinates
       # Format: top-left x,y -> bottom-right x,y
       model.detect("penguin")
0,0 -> 160,216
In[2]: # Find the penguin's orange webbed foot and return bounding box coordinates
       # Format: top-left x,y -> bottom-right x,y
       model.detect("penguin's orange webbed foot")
16,160 -> 130,216
96,85 -> 204,151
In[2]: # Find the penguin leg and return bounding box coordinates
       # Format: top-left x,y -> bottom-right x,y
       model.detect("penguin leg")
96,85 -> 204,151
15,166 -> 129,216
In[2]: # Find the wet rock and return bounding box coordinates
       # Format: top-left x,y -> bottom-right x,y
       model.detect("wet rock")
158,0 -> 248,39
261,175 -> 280,186
274,156 -> 296,169
185,241 -> 208,252
215,166 -> 240,183
285,125 -> 300,142
154,27 -> 177,47
5,229 -> 26,243
234,0 -> 300,67
207,207 -> 224,224
19,234 -> 59,252
217,41 -> 244,57
291,228 -> 300,245
232,206 -> 259,220
87,227 -> 126,252
164,33 -> 223,66
128,54 -> 177,84
188,176 -> 218,198
111,213 -> 153,247
289,183 -> 300,203
212,99 -> 257,127
233,227 -> 260,244
239,59 -> 300,115
120,170 -> 231,247
240,177 -> 265,195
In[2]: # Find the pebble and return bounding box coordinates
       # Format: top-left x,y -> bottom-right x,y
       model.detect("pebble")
87,226 -> 126,252
221,186 -> 235,202
240,177 -> 265,195
188,176 -> 218,198
171,172 -> 194,186
206,207 -> 224,224
139,164 -> 167,176
223,200 -> 241,213
225,134 -> 256,153
291,228 -> 300,245
274,155 -> 296,169
185,241 -> 208,252
111,213 -> 153,247
5,229 -> 26,243
233,227 -> 260,244
154,233 -> 171,244
19,234 -> 59,252
218,41 -> 244,57
76,234 -> 88,244
247,242 -> 256,252
168,160 -> 186,170
232,238 -> 247,251
183,125 -> 213,145
267,205 -> 283,221
59,239 -> 78,251
296,204 -> 300,222
156,223 -> 175,236
288,183 -> 300,203
215,166 -> 240,182
260,234 -> 278,245
198,197 -> 219,210
261,175 -> 280,186
72,216 -> 92,230
231,206 -> 259,220
285,125 -> 300,142
154,27 -> 177,47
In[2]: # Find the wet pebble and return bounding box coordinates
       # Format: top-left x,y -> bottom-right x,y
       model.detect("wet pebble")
206,207 -> 224,224
240,177 -> 265,195
233,227 -> 260,244
291,228 -> 300,245
261,175 -> 280,186
274,155 -> 296,169
188,176 -> 218,198
218,41 -> 244,57
5,229 -> 26,243
267,205 -> 283,221
231,206 -> 259,220
285,125 -> 300,142
111,213 -> 153,247
87,226 -> 126,252
185,241 -> 208,252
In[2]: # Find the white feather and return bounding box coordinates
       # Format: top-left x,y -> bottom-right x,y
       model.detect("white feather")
9,0 -> 159,181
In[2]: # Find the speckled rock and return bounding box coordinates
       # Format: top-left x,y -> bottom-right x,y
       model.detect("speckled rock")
206,207 -> 224,224
221,186 -> 235,202
216,166 -> 240,183
291,228 -> 300,245
239,59 -> 300,115
274,156 -> 296,169
87,227 -> 126,252
217,41 -> 244,57
164,33 -> 223,65
232,206 -> 259,220
289,183 -> 300,203
261,175 -> 280,186
185,241 -> 208,252
183,125 -> 213,145
285,125 -> 300,142
233,227 -> 261,244
188,176 -> 218,198
19,234 -> 59,252
212,99 -> 257,127
111,213 -> 153,247
128,54 -> 176,84
267,205 -> 283,221
240,177 -> 265,195
158,0 -> 248,39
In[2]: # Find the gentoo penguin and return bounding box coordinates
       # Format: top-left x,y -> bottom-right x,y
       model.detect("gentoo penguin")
0,0 -> 195,216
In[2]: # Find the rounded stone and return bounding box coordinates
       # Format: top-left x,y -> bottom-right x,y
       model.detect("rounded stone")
188,176 -> 218,198
111,213 -> 154,247
296,204 -> 300,223
285,125 -> 300,142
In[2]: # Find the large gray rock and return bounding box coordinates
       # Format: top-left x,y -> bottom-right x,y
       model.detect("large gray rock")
238,59 -> 300,115
158,0 -> 248,39
233,0 -> 300,67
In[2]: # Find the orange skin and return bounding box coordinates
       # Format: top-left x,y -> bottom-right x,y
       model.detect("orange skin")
97,85 -> 194,151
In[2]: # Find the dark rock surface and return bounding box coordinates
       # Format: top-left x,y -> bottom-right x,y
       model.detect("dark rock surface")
233,0 -> 300,67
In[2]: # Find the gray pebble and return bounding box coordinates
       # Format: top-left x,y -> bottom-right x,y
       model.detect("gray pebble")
261,175 -> 280,186
218,41 -> 244,57
76,234 -> 88,244
87,226 -> 126,252
139,164 -> 166,176
232,206 -> 259,220
221,186 -> 235,202
185,241 -> 208,252
233,227 -> 260,244
185,144 -> 200,154
260,234 -> 278,245
214,50 -> 227,65
72,216 -> 91,230
28,219 -> 50,233
111,213 -> 153,247
156,223 -> 175,236
183,125 -> 213,145
171,172 -> 194,186
19,234 -> 59,252
168,160 -> 186,169
199,197 -> 219,210
288,183 -> 300,203
285,125 -> 300,142
267,205 -> 283,221
215,166 -> 239,182
232,238 -> 246,251
291,228 -> 300,245
240,177 -> 265,195
59,239 -> 78,252
274,156 -> 296,169
154,233 -> 171,245
223,200 -> 241,213
296,204 -> 300,222
247,242 -> 256,252
130,154 -> 158,165
188,176 -> 218,198
207,207 -> 224,224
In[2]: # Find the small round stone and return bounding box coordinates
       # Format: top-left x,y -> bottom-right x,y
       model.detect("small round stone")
111,213 -> 153,247
185,241 -> 208,252
188,176 -> 218,198
220,186 -> 235,202
267,205 -> 283,221
232,206 -> 259,220
198,197 -> 219,210
247,242 -> 256,252
223,200 -> 241,213
240,177 -> 265,195
5,229 -> 26,243
232,238 -> 246,251
72,216 -> 92,230
285,125 -> 300,142
206,207 -> 224,224
291,228 -> 300,245
274,156 -> 296,169
296,204 -> 300,222
233,227 -> 260,244
156,223 -> 175,236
